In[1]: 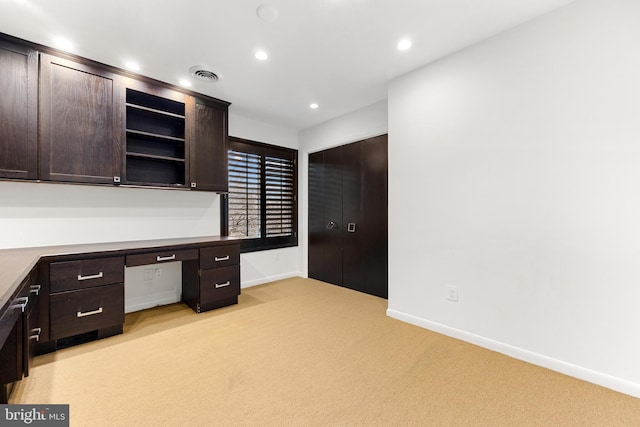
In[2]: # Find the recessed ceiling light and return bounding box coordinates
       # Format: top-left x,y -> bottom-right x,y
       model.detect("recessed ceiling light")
125,62 -> 140,72
397,39 -> 412,51
53,37 -> 73,52
256,4 -> 278,22
179,79 -> 192,87
255,50 -> 269,61
310,103 -> 319,109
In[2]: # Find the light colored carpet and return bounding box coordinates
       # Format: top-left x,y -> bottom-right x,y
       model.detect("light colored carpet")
10,277 -> 640,426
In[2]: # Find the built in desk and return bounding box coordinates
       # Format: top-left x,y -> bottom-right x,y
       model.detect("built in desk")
0,236 -> 241,403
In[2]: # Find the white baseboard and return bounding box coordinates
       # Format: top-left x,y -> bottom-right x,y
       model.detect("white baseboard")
125,293 -> 181,313
241,272 -> 302,288
386,308 -> 640,398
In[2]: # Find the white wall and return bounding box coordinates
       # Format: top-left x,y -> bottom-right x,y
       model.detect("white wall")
387,0 -> 640,397
0,180 -> 221,312
0,181 -> 220,249
298,100 -> 388,277
229,109 -> 302,286
0,111 -> 300,311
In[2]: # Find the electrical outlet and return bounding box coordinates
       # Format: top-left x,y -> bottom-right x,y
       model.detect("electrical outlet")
447,285 -> 459,302
144,269 -> 154,281
155,268 -> 162,279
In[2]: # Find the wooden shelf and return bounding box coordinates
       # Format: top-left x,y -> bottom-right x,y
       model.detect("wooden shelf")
126,152 -> 185,163
125,88 -> 187,186
126,129 -> 185,143
125,103 -> 185,119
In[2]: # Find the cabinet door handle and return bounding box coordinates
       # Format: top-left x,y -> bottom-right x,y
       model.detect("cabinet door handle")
30,284 -> 41,295
347,223 -> 356,233
12,296 -> 28,313
156,254 -> 176,262
77,307 -> 103,318
214,255 -> 230,262
78,272 -> 103,281
215,281 -> 231,289
30,328 -> 42,342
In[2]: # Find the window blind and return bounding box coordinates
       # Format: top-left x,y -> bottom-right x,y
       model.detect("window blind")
265,155 -> 295,237
228,150 -> 261,238
225,137 -> 298,252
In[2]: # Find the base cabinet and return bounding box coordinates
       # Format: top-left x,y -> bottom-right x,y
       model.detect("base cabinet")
183,243 -> 241,313
50,284 -> 124,340
47,256 -> 126,345
0,272 -> 39,403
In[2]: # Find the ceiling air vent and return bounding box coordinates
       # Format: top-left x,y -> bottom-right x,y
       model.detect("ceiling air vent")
189,66 -> 219,82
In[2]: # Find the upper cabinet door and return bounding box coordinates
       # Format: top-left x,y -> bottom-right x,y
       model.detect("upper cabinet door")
0,40 -> 38,180
189,97 -> 229,192
39,54 -> 123,184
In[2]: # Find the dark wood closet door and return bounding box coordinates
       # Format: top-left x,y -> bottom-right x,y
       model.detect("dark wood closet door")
308,135 -> 388,299
0,40 -> 38,179
362,135 -> 388,298
39,54 -> 123,184
322,146 -> 344,286
308,147 -> 344,286
308,151 -> 326,281
341,141 -> 365,293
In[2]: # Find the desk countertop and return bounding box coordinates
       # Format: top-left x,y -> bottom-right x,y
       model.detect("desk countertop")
0,236 -> 237,316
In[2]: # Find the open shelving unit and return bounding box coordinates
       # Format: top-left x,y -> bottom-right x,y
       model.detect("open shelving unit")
125,89 -> 186,186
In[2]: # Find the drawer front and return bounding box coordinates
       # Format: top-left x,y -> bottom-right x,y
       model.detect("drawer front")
126,249 -> 198,267
50,284 -> 124,340
200,265 -> 240,305
200,244 -> 240,270
50,256 -> 124,293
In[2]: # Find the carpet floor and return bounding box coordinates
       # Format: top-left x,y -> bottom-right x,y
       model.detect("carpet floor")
10,277 -> 640,426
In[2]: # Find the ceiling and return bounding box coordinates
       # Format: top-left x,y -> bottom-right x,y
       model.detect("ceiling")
0,0 -> 576,130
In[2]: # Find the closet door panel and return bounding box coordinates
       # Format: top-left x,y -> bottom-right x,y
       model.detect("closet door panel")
321,146 -> 344,286
308,151 -> 326,281
363,135 -> 388,298
341,141 -> 365,293
308,136 -> 388,299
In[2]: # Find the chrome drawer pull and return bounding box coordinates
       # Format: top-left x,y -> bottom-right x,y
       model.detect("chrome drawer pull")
77,272 -> 103,281
12,297 -> 28,313
77,307 -> 103,318
157,254 -> 176,262
30,284 -> 41,295
30,328 -> 42,341
215,281 -> 231,289
214,255 -> 230,262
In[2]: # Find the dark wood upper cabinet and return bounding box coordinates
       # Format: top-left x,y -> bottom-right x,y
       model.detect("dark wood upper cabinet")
0,33 -> 230,191
189,97 -> 229,192
0,40 -> 38,180
39,53 -> 123,184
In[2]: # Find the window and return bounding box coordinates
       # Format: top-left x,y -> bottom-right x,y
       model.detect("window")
222,137 -> 298,252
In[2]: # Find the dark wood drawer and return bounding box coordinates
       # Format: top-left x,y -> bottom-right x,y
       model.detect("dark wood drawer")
50,284 -> 124,340
200,244 -> 240,270
50,256 -> 124,293
200,265 -> 240,307
126,249 -> 198,267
